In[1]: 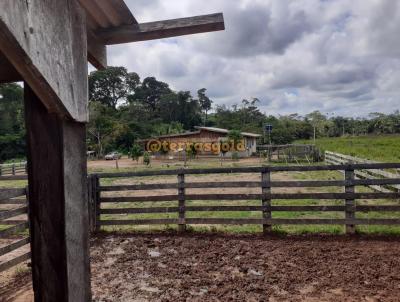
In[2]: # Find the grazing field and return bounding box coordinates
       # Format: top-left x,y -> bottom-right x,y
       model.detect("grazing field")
297,135 -> 400,162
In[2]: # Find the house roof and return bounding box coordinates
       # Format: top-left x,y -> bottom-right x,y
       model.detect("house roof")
138,126 -> 261,142
195,127 -> 261,138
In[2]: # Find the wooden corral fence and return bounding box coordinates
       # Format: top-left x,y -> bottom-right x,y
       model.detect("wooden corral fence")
90,163 -> 400,235
0,186 -> 30,273
0,161 -> 27,176
325,151 -> 400,193
257,144 -> 318,163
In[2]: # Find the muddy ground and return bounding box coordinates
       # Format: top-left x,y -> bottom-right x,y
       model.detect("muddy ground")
3,233 -> 400,301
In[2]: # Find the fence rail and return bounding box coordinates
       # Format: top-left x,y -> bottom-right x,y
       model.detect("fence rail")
0,187 -> 30,273
0,162 -> 27,176
325,151 -> 400,193
92,163 -> 400,234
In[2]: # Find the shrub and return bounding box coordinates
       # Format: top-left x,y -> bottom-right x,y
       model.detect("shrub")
143,151 -> 151,166
130,143 -> 143,163
231,151 -> 240,161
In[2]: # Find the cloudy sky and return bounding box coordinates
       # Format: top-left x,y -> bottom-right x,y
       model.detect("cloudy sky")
107,0 -> 400,117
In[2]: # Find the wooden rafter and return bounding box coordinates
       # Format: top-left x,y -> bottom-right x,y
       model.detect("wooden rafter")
0,51 -> 22,84
95,13 -> 225,45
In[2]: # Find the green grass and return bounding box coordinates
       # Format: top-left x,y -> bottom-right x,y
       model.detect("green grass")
297,134 -> 400,162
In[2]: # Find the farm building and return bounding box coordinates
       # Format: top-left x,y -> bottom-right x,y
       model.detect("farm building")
140,126 -> 261,157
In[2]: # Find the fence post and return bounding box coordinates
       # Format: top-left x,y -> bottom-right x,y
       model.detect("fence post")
12,164 -> 15,175
345,168 -> 355,234
0,166 -> 2,176
25,162 -> 28,174
94,175 -> 101,232
87,175 -> 96,233
261,167 -> 272,234
177,171 -> 186,233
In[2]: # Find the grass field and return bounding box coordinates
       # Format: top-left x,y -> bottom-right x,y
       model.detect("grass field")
297,134 -> 400,162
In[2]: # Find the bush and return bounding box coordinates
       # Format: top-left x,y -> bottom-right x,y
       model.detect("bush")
231,151 -> 240,161
130,143 -> 143,163
143,151 -> 151,166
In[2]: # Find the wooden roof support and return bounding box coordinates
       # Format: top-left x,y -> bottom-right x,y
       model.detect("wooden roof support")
87,29 -> 107,69
0,0 -> 88,122
96,13 -> 225,45
0,51 -> 22,83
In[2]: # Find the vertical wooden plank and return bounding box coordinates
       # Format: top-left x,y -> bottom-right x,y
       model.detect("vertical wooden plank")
87,175 -> 94,232
178,172 -> 186,232
12,164 -> 15,175
345,169 -> 356,234
95,175 -> 101,232
24,84 -> 91,301
262,167 -> 272,233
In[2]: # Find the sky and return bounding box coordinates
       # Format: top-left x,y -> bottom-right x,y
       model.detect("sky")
106,0 -> 400,117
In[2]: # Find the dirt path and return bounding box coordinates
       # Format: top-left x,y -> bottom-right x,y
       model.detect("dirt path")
2,233 -> 400,301
89,233 -> 400,301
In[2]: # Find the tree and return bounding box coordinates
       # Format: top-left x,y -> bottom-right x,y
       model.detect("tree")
0,83 -> 25,162
89,66 -> 139,109
130,77 -> 171,112
227,129 -> 243,148
197,88 -> 212,125
305,111 -> 328,143
130,143 -> 143,163
87,102 -> 117,157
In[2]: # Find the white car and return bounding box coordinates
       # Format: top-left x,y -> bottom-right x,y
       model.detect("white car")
105,152 -> 121,160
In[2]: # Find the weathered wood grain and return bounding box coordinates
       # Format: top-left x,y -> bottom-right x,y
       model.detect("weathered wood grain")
25,85 -> 91,301
97,13 -> 225,45
0,0 -> 88,122
0,206 -> 27,221
0,237 -> 30,257
0,251 -> 31,273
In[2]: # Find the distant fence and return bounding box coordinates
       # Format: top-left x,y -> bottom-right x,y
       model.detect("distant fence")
0,187 -> 30,273
325,151 -> 400,193
90,163 -> 400,235
0,162 -> 27,176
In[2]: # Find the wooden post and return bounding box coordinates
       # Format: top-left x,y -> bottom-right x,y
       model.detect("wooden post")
345,168 -> 355,234
262,167 -> 272,234
24,85 -> 91,301
94,175 -> 101,232
87,175 -> 98,233
178,172 -> 186,232
11,164 -> 15,175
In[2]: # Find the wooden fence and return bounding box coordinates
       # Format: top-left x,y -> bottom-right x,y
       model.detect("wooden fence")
0,162 -> 27,176
0,187 -> 30,273
325,151 -> 400,193
91,163 -> 400,234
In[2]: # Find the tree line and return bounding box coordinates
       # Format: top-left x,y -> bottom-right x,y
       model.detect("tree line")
1,66 -> 400,161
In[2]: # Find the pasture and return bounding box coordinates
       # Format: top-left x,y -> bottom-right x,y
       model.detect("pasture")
297,135 -> 400,162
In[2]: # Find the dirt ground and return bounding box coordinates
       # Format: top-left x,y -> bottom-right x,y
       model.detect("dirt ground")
2,233 -> 400,302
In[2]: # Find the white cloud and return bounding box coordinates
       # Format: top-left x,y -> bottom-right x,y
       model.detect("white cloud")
107,0 -> 400,117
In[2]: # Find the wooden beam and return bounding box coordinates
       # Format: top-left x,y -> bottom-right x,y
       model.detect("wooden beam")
87,29 -> 107,69
0,0 -> 88,122
0,51 -> 22,83
24,86 -> 91,300
96,13 -> 225,45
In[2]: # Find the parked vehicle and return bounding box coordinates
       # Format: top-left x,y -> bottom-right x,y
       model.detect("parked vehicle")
105,152 -> 121,160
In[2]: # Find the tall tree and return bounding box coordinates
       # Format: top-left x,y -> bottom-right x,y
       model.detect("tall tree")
89,66 -> 140,109
130,77 -> 171,112
197,88 -> 212,125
